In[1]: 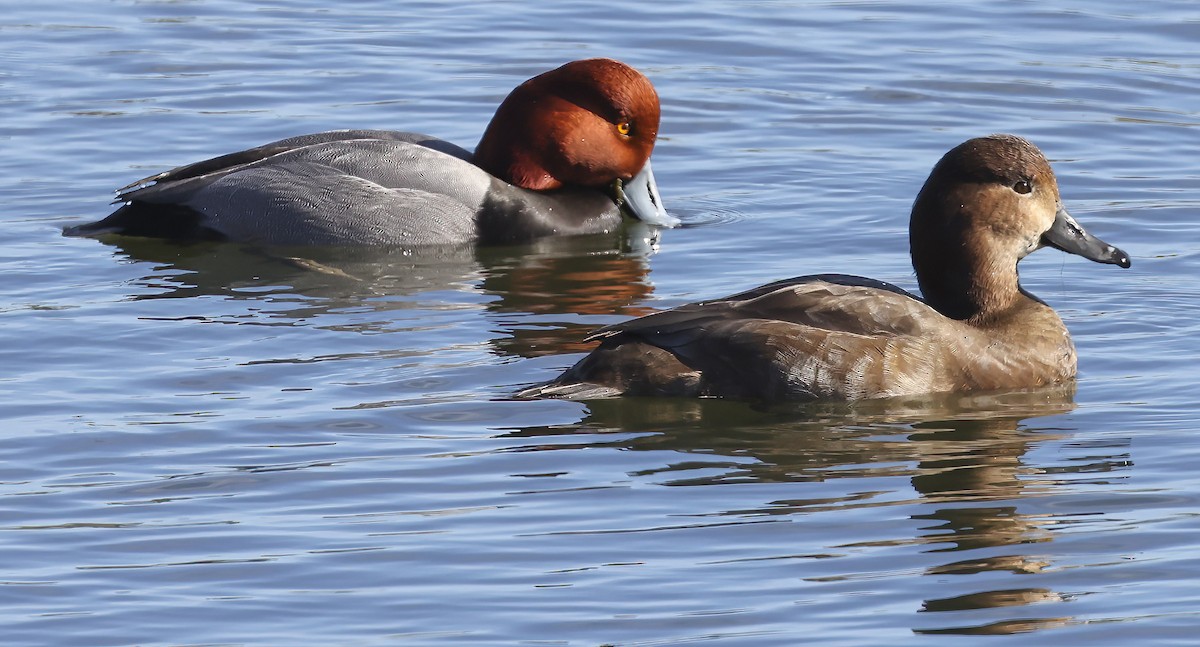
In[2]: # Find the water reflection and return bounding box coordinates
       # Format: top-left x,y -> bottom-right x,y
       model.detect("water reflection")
500,385 -> 1132,635
477,240 -> 657,357
503,385 -> 1080,489
82,229 -> 657,355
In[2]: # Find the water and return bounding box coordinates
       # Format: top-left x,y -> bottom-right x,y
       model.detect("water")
3,1 -> 1198,644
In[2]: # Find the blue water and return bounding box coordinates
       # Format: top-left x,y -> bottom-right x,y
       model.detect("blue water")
3,1 -> 1199,645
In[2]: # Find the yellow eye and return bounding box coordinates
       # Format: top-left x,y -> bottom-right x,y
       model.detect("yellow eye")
616,121 -> 632,136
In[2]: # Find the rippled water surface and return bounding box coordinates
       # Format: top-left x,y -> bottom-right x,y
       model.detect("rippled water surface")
3,1 -> 1198,645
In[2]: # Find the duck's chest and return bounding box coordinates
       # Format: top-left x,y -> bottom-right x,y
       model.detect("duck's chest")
947,313 -> 1078,390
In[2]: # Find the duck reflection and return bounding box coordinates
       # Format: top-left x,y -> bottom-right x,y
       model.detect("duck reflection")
502,385 -> 1081,492
500,384 -> 1132,636
83,228 -> 657,354
476,238 -> 657,357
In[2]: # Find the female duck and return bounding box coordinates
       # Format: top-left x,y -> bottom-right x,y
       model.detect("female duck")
66,58 -> 676,246
522,134 -> 1130,401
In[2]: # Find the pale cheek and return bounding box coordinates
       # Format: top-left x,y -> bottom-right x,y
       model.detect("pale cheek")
1023,237 -> 1042,256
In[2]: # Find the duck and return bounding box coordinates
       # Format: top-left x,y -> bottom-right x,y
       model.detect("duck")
65,58 -> 678,246
520,134 -> 1131,401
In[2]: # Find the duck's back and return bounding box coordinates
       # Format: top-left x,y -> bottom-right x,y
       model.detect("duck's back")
527,275 -> 1076,401
74,131 -> 499,245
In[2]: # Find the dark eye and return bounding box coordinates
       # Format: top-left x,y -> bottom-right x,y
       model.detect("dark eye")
1013,179 -> 1032,195
616,121 -> 632,136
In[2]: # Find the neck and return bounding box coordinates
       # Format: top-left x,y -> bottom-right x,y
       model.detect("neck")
474,129 -> 553,190
915,245 -> 1024,324
472,85 -> 560,190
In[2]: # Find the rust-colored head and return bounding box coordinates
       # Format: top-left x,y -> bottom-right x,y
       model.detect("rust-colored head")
473,58 -> 660,191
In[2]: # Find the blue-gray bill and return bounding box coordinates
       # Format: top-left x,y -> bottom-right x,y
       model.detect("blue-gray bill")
616,161 -> 679,227
1042,207 -> 1131,268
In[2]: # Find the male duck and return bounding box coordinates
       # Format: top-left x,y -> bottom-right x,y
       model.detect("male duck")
66,58 -> 676,246
521,134 -> 1130,401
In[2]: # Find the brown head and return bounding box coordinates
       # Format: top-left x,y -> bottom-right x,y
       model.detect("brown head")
472,58 -> 660,192
909,134 -> 1130,322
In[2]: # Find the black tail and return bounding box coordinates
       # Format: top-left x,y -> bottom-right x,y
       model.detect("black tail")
64,202 -> 224,241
